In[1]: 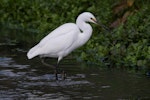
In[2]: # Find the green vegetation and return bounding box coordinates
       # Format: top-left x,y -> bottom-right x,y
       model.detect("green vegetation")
0,0 -> 150,72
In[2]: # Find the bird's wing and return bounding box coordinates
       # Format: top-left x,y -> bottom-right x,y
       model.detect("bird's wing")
28,23 -> 80,58
38,23 -> 77,46
41,29 -> 78,55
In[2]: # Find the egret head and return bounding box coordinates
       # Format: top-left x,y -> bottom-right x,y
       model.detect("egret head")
77,12 -> 110,31
80,12 -> 97,24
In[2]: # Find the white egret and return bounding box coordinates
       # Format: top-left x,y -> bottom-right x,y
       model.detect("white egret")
27,12 -> 107,80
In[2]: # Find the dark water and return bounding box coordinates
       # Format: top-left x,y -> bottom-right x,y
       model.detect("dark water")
0,46 -> 150,100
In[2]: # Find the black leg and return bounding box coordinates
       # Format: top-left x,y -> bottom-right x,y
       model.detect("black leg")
41,58 -> 58,80
55,68 -> 58,80
55,63 -> 67,80
41,58 -> 67,80
55,63 -> 59,80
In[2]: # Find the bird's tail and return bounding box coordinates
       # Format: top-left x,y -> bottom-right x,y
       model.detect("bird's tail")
27,45 -> 40,59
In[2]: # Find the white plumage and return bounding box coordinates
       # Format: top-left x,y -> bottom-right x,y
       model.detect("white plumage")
27,12 -> 98,64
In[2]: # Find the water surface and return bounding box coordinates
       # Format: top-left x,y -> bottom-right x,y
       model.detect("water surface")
0,46 -> 150,100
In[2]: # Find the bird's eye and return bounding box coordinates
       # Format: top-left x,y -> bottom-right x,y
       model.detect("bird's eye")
90,17 -> 96,22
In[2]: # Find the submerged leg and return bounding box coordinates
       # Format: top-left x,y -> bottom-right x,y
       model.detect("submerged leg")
41,58 -> 58,80
55,62 -> 67,80
41,58 -> 67,80
61,70 -> 67,80
55,63 -> 66,80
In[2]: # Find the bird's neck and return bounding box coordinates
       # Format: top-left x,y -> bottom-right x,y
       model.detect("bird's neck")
76,18 -> 93,46
76,18 -> 92,33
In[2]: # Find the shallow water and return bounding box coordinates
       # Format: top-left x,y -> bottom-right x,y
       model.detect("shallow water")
0,46 -> 150,100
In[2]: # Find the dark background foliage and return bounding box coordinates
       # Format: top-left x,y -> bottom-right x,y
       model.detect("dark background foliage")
0,0 -> 149,73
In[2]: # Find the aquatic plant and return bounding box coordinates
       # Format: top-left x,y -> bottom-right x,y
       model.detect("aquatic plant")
0,0 -> 149,72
